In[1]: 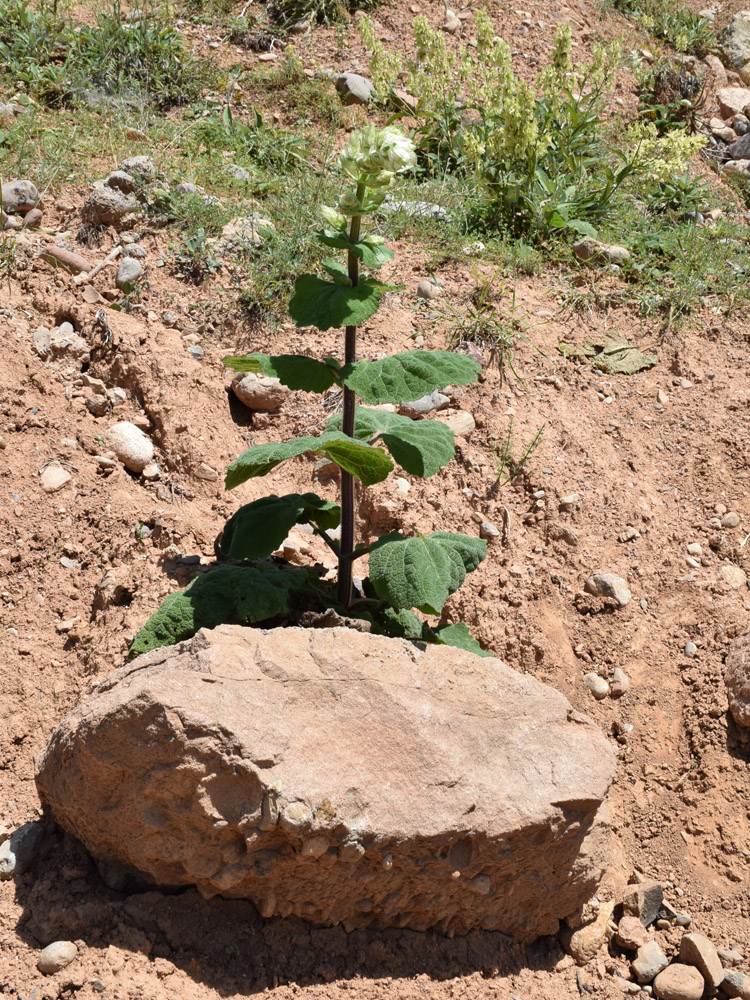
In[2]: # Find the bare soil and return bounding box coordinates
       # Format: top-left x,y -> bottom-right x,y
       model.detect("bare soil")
2,1 -> 750,998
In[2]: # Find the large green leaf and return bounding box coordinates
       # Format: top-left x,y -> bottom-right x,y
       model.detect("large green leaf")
327,406 -> 454,478
220,493 -> 340,560
430,622 -> 493,657
226,431 -> 393,490
289,274 -> 383,331
127,563 -> 311,659
368,532 -> 487,615
316,229 -> 395,269
341,351 -> 481,404
222,353 -> 339,392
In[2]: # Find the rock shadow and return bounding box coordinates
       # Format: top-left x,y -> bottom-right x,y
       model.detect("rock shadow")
12,826 -> 564,995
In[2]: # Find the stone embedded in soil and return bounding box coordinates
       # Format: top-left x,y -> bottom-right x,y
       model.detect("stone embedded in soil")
584,673 -> 609,700
717,87 -> 750,119
560,900 -> 615,964
436,410 -> 475,437
417,279 -> 442,300
41,462 -> 71,493
82,181 -> 138,229
632,940 -> 669,983
106,170 -> 135,193
615,915 -> 649,951
40,245 -> 92,274
334,72 -> 375,105
572,237 -> 630,265
2,178 -> 39,214
652,963 -> 705,1000
37,941 -> 78,975
722,970 -> 750,999
119,155 -> 157,179
32,325 -> 90,367
718,564 -> 747,589
585,573 -> 632,607
116,257 -> 143,289
0,821 -> 44,879
104,421 -> 154,474
610,668 -> 629,698
35,625 -> 616,940
679,932 -> 724,989
22,207 -> 43,228
398,391 -> 450,418
231,372 -> 288,411
622,879 -> 664,926
728,133 -> 750,159
720,949 -> 745,968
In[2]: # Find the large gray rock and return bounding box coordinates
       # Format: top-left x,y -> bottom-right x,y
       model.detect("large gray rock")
81,181 -> 137,229
36,626 -> 615,940
335,73 -> 375,105
2,178 -> 39,214
728,133 -> 750,159
721,12 -> 750,82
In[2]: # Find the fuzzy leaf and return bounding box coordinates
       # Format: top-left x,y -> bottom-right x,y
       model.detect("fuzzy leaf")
127,563 -> 310,659
319,435 -> 393,485
430,622 -> 493,657
368,532 -> 487,615
342,351 -> 481,404
327,406 -> 454,478
373,607 -> 424,639
289,274 -> 383,331
226,431 -> 393,490
316,230 -> 395,268
220,493 -> 340,560
223,353 -> 338,392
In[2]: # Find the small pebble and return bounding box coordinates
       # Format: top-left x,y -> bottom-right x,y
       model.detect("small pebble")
479,521 -> 500,539
610,667 -> 629,697
684,642 -> 697,658
188,345 -> 205,360
722,511 -> 740,528
584,672 -> 610,699
38,941 -> 78,975
417,279 -> 442,300
686,542 -> 702,556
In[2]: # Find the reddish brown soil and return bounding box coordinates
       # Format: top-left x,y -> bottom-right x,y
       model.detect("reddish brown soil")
2,2 -> 750,998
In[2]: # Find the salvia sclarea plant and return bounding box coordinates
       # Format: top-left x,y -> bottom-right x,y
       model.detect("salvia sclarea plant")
130,125 -> 490,659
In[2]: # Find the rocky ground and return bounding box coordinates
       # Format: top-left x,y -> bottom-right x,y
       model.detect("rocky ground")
3,0 -> 750,998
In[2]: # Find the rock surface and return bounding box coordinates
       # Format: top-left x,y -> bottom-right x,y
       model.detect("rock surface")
334,73 -> 375,105
679,932 -> 724,989
721,12 -> 750,81
0,822 -> 44,879
37,941 -> 78,975
725,634 -> 750,728
622,879 -> 664,926
652,963 -> 705,1000
2,178 -> 39,214
561,900 -> 615,964
723,970 -> 750,999
584,573 -> 632,607
104,421 -> 154,473
36,625 -> 615,939
632,940 -> 669,982
717,86 -> 750,119
82,181 -> 137,229
231,372 -> 288,411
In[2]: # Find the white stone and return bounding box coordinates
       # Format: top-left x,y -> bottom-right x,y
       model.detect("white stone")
104,421 -> 154,474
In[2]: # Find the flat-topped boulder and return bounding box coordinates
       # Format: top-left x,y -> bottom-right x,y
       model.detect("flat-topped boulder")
36,626 -> 615,940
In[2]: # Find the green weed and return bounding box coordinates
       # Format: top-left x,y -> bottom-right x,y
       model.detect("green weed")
607,0 -> 716,54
